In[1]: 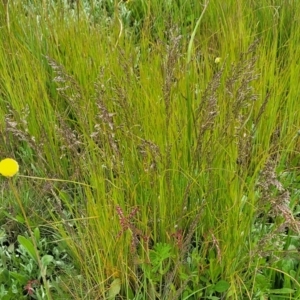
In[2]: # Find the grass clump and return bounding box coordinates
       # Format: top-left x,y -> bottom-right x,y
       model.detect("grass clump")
1,0 -> 300,299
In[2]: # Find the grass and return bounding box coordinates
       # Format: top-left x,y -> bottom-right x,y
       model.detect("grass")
1,0 -> 300,299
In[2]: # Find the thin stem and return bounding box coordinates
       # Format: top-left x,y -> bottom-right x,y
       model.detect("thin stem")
8,178 -> 53,300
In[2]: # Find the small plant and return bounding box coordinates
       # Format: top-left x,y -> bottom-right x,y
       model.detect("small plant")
0,158 -> 54,298
0,226 -> 74,299
140,242 -> 175,298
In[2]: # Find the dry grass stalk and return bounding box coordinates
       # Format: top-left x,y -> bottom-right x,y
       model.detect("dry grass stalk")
162,27 -> 182,127
255,159 -> 300,259
4,105 -> 49,170
193,62 -> 223,165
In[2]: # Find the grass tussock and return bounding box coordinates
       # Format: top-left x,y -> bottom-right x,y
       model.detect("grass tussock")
1,0 -> 300,299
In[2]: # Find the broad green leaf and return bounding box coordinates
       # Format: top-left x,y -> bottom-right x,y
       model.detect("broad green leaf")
9,271 -> 28,284
108,278 -> 121,299
17,235 -> 38,262
8,243 -> 14,253
16,215 -> 25,224
269,288 -> 295,294
0,229 -> 7,244
214,280 -> 230,293
34,227 -> 40,242
41,254 -> 54,267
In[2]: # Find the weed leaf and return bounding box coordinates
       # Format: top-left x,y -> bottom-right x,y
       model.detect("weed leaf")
17,235 -> 38,262
108,278 -> 121,299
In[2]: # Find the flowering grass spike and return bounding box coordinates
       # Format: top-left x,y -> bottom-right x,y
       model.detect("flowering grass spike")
0,158 -> 19,177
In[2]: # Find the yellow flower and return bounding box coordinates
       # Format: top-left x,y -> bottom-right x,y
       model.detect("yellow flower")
0,158 -> 19,177
215,57 -> 221,64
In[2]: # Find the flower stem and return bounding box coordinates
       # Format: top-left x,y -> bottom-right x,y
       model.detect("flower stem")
8,178 -> 53,300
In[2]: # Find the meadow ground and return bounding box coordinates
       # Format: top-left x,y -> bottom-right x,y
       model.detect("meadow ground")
0,1 -> 300,299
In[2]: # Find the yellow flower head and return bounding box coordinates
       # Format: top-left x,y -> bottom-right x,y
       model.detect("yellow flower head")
214,57 -> 221,64
0,158 -> 19,177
